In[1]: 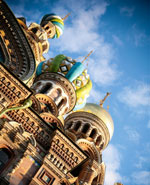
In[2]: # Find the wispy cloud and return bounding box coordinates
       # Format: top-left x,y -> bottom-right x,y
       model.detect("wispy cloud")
124,126 -> 140,143
132,171 -> 150,185
135,156 -> 147,169
88,87 -> 104,103
117,82 -> 150,112
131,24 -> 148,47
112,35 -> 123,46
50,0 -> 120,86
103,144 -> 122,185
120,7 -> 134,17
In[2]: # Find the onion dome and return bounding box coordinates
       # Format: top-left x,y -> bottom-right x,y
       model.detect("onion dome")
36,54 -> 92,110
40,13 -> 64,39
81,103 -> 114,140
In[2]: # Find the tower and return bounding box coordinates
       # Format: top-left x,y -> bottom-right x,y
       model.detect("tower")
64,99 -> 114,185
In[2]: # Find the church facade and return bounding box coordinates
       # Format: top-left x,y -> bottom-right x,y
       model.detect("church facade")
0,1 -> 122,185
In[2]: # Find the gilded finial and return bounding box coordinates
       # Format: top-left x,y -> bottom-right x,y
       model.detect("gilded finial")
100,92 -> 111,107
62,13 -> 71,21
81,50 -> 93,64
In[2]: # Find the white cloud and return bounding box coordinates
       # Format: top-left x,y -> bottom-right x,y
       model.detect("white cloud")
120,7 -> 134,17
132,171 -> 150,185
50,0 -> 120,86
118,82 -> 150,108
112,35 -> 123,46
134,32 -> 147,47
52,0 -> 108,53
124,126 -> 140,143
88,87 -> 104,103
135,156 -> 147,169
103,144 -> 122,185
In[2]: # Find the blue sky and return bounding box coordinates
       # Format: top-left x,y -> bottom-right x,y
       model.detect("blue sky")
5,0 -> 150,184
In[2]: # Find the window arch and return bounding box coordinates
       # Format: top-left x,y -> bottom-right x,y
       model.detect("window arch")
60,144 -> 64,149
96,135 -> 102,145
0,145 -> 14,174
89,129 -> 97,139
55,139 -> 59,145
65,121 -> 73,129
39,131 -> 44,136
65,148 -> 69,154
40,83 -> 52,94
74,121 -> 81,131
34,126 -> 39,131
69,152 -> 73,158
82,123 -> 90,134
58,98 -> 67,110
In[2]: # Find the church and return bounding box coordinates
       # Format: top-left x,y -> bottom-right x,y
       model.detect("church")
0,0 -> 122,185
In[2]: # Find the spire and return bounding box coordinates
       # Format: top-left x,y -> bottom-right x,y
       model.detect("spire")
100,92 -> 111,107
81,50 -> 93,64
62,12 -> 71,21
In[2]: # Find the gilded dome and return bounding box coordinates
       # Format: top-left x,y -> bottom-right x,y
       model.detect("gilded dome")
81,103 -> 114,139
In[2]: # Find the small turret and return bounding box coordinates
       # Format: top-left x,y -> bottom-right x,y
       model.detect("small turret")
31,53 -> 92,116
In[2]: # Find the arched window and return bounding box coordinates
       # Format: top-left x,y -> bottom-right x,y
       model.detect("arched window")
74,157 -> 78,163
65,122 -> 73,129
31,122 -> 34,127
60,144 -> 64,149
0,146 -> 13,173
89,129 -> 97,139
34,126 -> 39,131
34,81 -> 42,89
11,86 -> 16,92
96,135 -> 102,145
65,148 -> 69,154
69,152 -> 73,158
19,112 -> 24,118
74,121 -> 81,131
58,98 -> 67,110
45,135 -> 49,140
6,82 -> 10,87
40,83 -> 52,94
82,123 -> 90,134
31,27 -> 38,34
100,143 -> 104,149
16,91 -> 21,97
39,131 -> 44,136
1,77 -> 5,82
25,117 -> 29,122
55,139 -> 59,145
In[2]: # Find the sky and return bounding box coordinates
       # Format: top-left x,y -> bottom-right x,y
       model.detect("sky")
5,0 -> 150,184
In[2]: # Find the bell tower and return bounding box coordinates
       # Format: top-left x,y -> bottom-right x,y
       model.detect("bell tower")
64,93 -> 114,184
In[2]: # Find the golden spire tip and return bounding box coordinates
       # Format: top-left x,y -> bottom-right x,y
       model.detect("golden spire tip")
100,92 -> 111,107
81,50 -> 93,64
62,12 -> 71,21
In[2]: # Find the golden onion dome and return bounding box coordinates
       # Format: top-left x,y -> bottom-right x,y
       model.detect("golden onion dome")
81,103 -> 114,140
